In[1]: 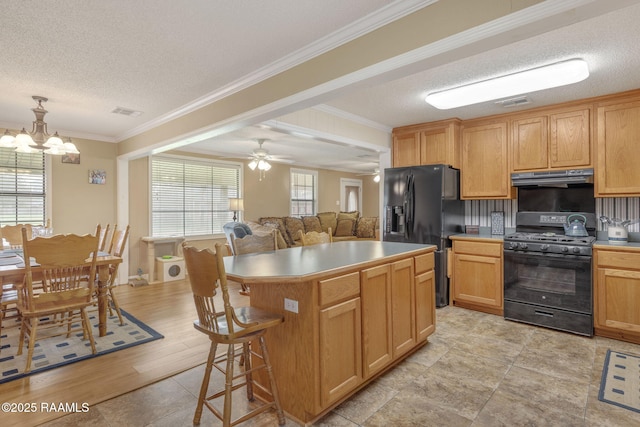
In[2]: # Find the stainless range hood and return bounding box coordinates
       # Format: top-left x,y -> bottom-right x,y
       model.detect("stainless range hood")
511,168 -> 594,187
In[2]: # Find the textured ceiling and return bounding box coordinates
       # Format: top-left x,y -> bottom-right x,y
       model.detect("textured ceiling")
2,1 -> 640,173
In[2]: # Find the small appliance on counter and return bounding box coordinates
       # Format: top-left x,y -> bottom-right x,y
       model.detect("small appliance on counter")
599,216 -> 640,244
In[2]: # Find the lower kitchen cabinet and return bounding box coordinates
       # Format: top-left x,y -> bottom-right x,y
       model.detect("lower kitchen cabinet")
391,258 -> 416,358
594,246 -> 640,344
319,296 -> 362,406
361,264 -> 393,378
361,253 -> 435,378
415,253 -> 436,341
451,237 -> 504,315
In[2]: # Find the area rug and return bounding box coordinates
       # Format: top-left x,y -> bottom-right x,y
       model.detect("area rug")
598,349 -> 640,413
0,309 -> 163,384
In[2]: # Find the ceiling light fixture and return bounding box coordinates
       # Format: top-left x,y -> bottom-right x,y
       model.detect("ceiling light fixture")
0,96 -> 79,155
247,139 -> 274,181
425,58 -> 589,110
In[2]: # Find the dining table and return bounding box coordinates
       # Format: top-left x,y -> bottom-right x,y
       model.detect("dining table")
0,250 -> 122,337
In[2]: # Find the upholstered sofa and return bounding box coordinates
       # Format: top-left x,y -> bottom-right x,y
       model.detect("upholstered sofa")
245,211 -> 379,248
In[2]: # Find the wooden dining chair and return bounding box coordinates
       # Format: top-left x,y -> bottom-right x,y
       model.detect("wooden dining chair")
0,285 -> 19,352
96,223 -> 111,252
230,230 -> 278,256
16,227 -> 99,372
299,227 -> 332,246
182,242 -> 285,427
230,230 -> 278,295
1,224 -> 32,248
104,225 -> 130,325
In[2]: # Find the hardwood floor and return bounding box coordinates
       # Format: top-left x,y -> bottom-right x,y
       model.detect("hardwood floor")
0,279 -> 243,427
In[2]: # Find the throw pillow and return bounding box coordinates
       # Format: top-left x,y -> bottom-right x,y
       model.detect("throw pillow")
233,223 -> 252,238
337,211 -> 360,221
259,217 -> 292,247
334,218 -> 356,237
317,212 -> 337,235
356,217 -> 377,238
302,216 -> 322,233
284,216 -> 305,243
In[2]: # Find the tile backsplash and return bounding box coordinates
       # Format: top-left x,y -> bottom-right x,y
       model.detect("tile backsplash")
464,197 -> 640,232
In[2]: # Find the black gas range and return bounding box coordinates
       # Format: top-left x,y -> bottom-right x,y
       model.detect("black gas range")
504,231 -> 596,256
503,212 -> 597,336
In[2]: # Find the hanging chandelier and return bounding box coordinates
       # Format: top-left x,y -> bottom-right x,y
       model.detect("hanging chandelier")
0,96 -> 80,155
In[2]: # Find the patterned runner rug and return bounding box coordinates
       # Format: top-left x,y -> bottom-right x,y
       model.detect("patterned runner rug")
598,349 -> 640,413
0,309 -> 163,384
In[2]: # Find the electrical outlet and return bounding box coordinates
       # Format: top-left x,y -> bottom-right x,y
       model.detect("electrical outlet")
284,298 -> 298,313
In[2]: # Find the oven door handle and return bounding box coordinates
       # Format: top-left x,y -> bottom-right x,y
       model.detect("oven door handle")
534,309 -> 554,318
503,250 -> 592,261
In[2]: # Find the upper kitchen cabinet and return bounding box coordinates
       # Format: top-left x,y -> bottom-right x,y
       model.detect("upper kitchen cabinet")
392,131 -> 420,167
461,119 -> 515,199
595,91 -> 640,197
392,119 -> 461,168
510,106 -> 591,172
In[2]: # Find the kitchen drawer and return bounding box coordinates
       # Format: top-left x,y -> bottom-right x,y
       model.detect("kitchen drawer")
414,252 -> 434,274
319,272 -> 360,307
453,240 -> 502,257
596,250 -> 640,270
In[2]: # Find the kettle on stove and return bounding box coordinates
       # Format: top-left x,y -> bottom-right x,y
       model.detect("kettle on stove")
600,216 -> 639,244
563,214 -> 589,237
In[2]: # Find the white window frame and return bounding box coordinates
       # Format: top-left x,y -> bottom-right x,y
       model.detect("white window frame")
290,168 -> 318,216
0,148 -> 49,227
149,154 -> 243,238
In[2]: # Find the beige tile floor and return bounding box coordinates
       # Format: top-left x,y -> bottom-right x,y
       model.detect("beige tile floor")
42,306 -> 640,426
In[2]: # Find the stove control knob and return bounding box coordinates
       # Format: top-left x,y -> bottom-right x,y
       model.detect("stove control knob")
541,244 -> 550,251
519,242 -> 528,250
562,246 -> 569,253
509,242 -> 518,250
573,247 -> 581,254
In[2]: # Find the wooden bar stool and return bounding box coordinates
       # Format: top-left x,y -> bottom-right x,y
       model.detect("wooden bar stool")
182,242 -> 285,426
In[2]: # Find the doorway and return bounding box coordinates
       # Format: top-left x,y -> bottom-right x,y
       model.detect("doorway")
340,178 -> 362,212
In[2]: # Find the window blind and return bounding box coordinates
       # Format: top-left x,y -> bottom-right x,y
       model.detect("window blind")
290,169 -> 317,216
151,156 -> 240,237
0,148 -> 46,226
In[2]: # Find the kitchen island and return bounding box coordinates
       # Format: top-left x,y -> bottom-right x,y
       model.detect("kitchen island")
224,240 -> 436,425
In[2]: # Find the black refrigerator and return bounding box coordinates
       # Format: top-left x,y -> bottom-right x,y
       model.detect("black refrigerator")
383,164 -> 464,307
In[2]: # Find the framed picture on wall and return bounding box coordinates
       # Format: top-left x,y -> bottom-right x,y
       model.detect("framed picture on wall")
89,169 -> 106,185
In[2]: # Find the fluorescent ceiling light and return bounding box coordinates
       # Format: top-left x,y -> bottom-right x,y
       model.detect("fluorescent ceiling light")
425,59 -> 589,109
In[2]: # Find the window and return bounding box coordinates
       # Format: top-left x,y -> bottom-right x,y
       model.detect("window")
0,148 -> 46,226
151,155 -> 241,237
290,169 -> 317,216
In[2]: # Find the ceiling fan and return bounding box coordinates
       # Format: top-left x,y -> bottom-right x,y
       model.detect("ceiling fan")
247,139 -> 293,165
357,168 -> 381,183
247,139 -> 293,180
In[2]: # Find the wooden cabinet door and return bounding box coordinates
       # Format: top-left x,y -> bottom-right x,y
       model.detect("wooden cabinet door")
319,298 -> 362,406
511,116 -> 548,171
595,268 -> 640,334
461,121 -> 513,199
393,132 -> 420,167
391,258 -> 415,358
415,270 -> 435,342
549,108 -> 591,169
596,99 -> 640,196
420,128 -> 449,166
361,264 -> 392,378
452,253 -> 502,309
